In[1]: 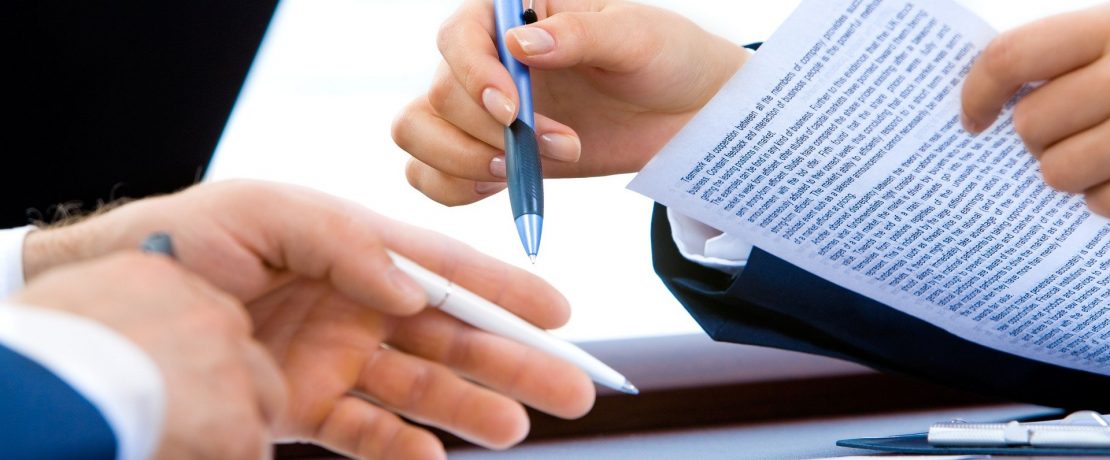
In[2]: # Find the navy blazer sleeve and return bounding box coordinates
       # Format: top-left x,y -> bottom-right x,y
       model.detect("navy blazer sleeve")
651,203 -> 1110,410
0,343 -> 116,460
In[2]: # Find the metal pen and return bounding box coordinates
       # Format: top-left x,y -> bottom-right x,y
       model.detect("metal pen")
493,0 -> 544,262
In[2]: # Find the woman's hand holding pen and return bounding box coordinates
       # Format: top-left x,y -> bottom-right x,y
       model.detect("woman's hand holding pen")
961,4 -> 1110,216
20,180 -> 595,459
393,0 -> 749,206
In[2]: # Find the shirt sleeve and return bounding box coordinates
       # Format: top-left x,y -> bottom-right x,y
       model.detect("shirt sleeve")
0,303 -> 165,460
0,226 -> 34,299
667,208 -> 753,275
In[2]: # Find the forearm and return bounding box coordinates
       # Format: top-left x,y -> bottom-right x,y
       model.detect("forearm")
22,222 -> 103,282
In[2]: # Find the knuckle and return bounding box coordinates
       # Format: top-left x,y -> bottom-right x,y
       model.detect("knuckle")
426,69 -> 455,115
400,366 -> 434,411
440,191 -> 477,207
457,59 -> 484,95
1038,157 -> 1079,193
390,101 -> 421,152
557,13 -> 587,41
1087,192 -> 1110,218
404,159 -> 425,190
218,422 -> 266,460
1011,104 -> 1042,152
435,17 -> 461,56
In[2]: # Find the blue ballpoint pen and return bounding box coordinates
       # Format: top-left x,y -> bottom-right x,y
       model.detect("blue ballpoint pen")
493,0 -> 544,262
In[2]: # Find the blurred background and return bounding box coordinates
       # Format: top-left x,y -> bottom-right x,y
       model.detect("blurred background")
208,0 -> 1102,342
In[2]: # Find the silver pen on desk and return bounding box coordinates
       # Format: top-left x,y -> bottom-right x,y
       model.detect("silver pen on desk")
389,251 -> 638,395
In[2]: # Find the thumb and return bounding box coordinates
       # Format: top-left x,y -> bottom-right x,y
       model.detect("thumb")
505,7 -> 659,72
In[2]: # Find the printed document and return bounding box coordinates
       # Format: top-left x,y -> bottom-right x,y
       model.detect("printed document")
630,0 -> 1110,374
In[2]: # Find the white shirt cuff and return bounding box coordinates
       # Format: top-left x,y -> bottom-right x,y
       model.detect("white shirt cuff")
667,208 -> 753,275
0,226 -> 34,298
0,303 -> 165,460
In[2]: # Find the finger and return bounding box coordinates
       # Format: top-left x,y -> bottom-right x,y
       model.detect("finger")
358,347 -> 530,450
388,310 -> 595,419
961,8 -> 1110,133
1011,56 -> 1110,155
214,182 -> 429,316
381,220 -> 572,329
1038,117 -> 1110,193
405,158 -> 506,206
428,63 -> 507,149
242,339 -> 289,427
314,395 -> 446,460
428,66 -> 583,163
1085,180 -> 1110,218
393,96 -> 504,181
437,0 -> 520,126
505,5 -> 663,73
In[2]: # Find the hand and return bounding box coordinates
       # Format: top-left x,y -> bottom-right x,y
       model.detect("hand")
23,180 -> 595,459
961,5 -> 1110,216
14,253 -> 287,460
393,0 -> 749,205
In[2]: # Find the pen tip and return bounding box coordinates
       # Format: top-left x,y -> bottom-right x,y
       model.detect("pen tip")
529,254 -> 537,264
619,380 -> 639,395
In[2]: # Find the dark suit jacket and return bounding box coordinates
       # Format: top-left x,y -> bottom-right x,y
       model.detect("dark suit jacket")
0,343 -> 116,459
4,2 -> 277,228
2,3 -> 278,455
651,203 -> 1110,410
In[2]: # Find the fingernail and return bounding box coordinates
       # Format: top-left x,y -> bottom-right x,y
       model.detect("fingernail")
509,26 -> 555,56
961,111 -> 982,133
489,155 -> 507,178
475,181 -> 507,195
482,88 -> 516,126
540,133 -> 581,162
388,266 -> 425,305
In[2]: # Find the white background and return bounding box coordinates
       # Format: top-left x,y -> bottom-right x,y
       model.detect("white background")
208,0 -> 1102,341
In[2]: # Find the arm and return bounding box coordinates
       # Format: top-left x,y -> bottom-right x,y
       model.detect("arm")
0,322 -> 122,460
19,179 -> 595,458
7,253 -> 286,460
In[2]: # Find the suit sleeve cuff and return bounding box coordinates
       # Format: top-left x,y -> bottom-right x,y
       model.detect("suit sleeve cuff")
0,303 -> 165,460
666,208 -> 752,275
0,226 -> 34,298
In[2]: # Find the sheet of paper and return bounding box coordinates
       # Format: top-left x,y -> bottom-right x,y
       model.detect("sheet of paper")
630,0 -> 1110,375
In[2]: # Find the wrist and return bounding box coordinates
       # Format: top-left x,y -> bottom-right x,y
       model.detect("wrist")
22,222 -> 101,282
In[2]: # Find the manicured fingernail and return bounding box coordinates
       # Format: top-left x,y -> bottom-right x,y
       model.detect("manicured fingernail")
388,266 -> 425,305
509,26 -> 555,55
489,155 -> 507,178
540,133 -> 581,162
482,88 -> 516,126
475,181 -> 507,195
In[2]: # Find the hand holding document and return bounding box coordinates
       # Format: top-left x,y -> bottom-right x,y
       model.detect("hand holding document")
630,0 -> 1110,375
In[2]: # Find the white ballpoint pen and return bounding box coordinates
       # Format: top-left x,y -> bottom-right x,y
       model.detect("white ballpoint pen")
388,251 -> 638,395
